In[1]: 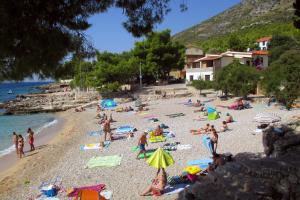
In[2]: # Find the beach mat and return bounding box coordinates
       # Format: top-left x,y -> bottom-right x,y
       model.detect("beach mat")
177,144 -> 192,150
164,184 -> 190,195
115,126 -> 135,134
166,113 -> 185,118
112,133 -> 128,140
67,184 -> 106,197
149,136 -> 166,143
80,141 -> 110,150
36,197 -> 60,200
187,158 -> 213,169
88,130 -> 103,136
85,155 -> 122,168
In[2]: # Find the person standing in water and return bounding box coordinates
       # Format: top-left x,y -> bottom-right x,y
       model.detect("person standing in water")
12,132 -> 19,156
27,128 -> 35,151
18,135 -> 25,158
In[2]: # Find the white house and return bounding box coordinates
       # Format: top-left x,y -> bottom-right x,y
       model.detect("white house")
185,51 -> 269,83
256,36 -> 272,50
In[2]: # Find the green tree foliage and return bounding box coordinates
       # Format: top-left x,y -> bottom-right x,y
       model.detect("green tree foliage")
227,34 -> 246,51
133,30 -> 185,81
294,0 -> 300,29
0,0 -> 172,81
262,35 -> 300,109
192,79 -> 214,95
215,60 -> 259,97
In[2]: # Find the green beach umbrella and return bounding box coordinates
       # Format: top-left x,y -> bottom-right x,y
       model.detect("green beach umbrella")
147,147 -> 174,169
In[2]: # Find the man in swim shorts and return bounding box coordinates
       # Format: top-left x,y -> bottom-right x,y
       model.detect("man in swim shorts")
136,132 -> 148,159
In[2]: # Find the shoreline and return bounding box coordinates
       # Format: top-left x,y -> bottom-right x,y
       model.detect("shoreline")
0,114 -> 65,176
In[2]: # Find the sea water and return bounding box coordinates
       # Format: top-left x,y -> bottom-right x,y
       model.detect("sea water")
0,82 -> 56,157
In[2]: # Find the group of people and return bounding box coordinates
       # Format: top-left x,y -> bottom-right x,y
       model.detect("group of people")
12,128 -> 35,159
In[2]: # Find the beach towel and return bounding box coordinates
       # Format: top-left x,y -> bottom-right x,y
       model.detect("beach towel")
138,150 -> 156,159
85,155 -> 122,168
143,115 -> 158,119
100,191 -> 113,200
177,144 -> 192,150
149,135 -> 166,143
202,136 -> 213,154
101,99 -> 117,108
88,130 -> 103,136
166,113 -> 185,118
111,133 -> 128,140
36,197 -> 60,200
163,184 -> 190,195
187,158 -> 213,169
80,141 -> 110,150
115,126 -> 135,134
167,175 -> 188,186
163,131 -> 175,138
67,184 -> 106,197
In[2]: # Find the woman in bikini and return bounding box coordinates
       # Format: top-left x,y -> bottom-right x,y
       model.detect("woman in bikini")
18,135 -> 25,158
27,128 -> 35,151
140,168 -> 167,196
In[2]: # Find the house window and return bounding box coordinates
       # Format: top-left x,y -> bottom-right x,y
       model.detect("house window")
189,75 -> 194,81
205,75 -> 210,81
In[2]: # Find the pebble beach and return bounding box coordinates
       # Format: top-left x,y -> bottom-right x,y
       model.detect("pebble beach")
0,95 -> 299,200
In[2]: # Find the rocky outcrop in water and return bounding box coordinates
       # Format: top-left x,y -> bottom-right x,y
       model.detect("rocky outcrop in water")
2,83 -> 99,115
179,118 -> 300,200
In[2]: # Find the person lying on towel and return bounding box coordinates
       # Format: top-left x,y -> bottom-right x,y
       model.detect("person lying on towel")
140,168 -> 167,196
220,121 -> 229,132
154,125 -> 163,136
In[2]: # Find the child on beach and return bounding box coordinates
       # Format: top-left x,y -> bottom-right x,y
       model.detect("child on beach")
103,117 -> 112,141
18,135 -> 25,158
12,132 -> 18,156
136,132 -> 148,160
226,113 -> 233,123
220,121 -> 229,132
27,128 -> 35,151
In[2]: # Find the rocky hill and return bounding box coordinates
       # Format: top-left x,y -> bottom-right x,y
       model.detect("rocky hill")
173,0 -> 295,45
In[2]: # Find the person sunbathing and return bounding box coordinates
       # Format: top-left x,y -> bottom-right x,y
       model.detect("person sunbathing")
190,129 -> 203,135
226,113 -> 233,123
220,121 -> 228,132
140,169 -> 167,196
202,123 -> 211,132
154,125 -> 163,136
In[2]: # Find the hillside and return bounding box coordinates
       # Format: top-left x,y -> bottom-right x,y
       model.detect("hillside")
173,0 -> 298,50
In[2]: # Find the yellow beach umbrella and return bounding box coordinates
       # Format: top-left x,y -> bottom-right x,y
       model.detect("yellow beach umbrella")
147,148 -> 174,169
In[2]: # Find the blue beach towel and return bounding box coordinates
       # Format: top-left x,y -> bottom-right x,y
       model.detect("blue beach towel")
88,130 -> 103,136
101,99 -> 117,108
115,125 -> 135,134
187,158 -> 213,169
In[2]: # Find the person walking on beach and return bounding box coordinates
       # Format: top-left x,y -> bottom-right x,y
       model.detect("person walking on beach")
18,135 -> 25,158
103,117 -> 112,141
136,132 -> 148,160
27,128 -> 35,151
12,132 -> 19,156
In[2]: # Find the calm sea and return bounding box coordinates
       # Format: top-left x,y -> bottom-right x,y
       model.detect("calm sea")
0,82 -> 56,157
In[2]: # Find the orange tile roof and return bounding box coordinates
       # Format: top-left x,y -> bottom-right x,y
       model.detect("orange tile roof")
252,50 -> 269,55
256,36 -> 272,42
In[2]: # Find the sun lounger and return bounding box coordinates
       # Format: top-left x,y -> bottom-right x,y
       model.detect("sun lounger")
85,155 -> 122,168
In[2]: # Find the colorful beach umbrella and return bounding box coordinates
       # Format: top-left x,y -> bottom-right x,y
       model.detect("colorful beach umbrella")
147,147 -> 174,169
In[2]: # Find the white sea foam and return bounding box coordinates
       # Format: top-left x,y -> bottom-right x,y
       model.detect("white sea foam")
0,118 -> 58,157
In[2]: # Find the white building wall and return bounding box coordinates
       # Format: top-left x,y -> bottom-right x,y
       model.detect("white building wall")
221,57 -> 233,67
186,71 -> 201,82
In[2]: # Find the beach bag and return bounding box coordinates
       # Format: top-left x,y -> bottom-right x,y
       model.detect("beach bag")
41,185 -> 57,197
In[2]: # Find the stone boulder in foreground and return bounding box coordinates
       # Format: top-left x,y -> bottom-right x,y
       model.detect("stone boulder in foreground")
179,118 -> 300,200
